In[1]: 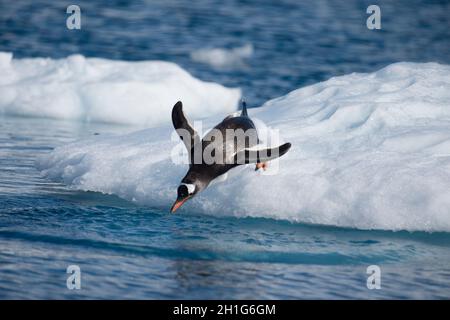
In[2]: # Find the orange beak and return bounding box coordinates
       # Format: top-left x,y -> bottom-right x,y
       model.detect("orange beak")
170,196 -> 192,213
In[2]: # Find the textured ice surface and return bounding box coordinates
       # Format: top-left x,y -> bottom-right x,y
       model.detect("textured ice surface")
38,62 -> 450,232
0,52 -> 240,126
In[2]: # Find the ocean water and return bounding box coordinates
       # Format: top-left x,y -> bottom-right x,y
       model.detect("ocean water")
1,0 -> 450,299
1,0 -> 449,106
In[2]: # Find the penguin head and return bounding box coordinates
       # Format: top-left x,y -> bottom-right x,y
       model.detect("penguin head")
170,183 -> 199,213
170,169 -> 210,213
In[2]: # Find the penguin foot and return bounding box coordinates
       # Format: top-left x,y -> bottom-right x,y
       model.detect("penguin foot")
255,162 -> 268,171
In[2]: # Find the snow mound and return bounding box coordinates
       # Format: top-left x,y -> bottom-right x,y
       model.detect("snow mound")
38,62 -> 450,232
0,52 -> 240,126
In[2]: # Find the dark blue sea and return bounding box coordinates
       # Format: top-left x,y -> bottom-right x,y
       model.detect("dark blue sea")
1,0 -> 450,299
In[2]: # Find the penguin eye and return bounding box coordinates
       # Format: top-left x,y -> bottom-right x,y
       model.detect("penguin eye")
177,185 -> 189,198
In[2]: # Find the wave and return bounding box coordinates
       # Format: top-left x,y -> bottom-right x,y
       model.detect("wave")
190,44 -> 253,70
0,52 -> 240,126
37,62 -> 450,232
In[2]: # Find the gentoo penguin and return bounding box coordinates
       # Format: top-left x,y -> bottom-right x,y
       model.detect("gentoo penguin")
170,100 -> 291,212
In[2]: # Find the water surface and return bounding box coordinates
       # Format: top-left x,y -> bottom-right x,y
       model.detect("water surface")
1,0 -> 450,299
1,117 -> 450,299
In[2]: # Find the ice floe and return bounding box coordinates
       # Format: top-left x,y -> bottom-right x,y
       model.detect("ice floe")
0,52 -> 240,126
38,62 -> 450,232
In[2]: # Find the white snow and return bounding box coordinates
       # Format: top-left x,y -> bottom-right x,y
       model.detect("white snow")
37,62 -> 450,232
0,52 -> 241,126
190,44 -> 253,70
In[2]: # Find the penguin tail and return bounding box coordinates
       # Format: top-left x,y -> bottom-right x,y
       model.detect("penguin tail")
240,99 -> 248,117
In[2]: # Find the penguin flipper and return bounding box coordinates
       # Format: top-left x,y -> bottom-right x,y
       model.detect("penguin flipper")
233,143 -> 291,164
241,100 -> 248,117
172,101 -> 200,154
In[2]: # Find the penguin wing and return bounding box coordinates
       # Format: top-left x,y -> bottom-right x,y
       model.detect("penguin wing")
172,101 -> 200,155
233,143 -> 291,164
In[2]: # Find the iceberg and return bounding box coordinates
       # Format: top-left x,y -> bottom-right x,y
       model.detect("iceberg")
190,44 -> 254,70
0,52 -> 241,126
37,62 -> 450,232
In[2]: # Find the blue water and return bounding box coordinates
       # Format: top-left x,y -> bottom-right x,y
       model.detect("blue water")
1,0 -> 450,299
1,0 -> 449,106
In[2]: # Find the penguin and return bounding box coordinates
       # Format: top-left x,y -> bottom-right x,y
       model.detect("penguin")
170,100 -> 291,212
